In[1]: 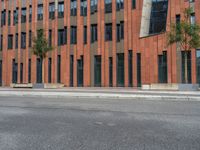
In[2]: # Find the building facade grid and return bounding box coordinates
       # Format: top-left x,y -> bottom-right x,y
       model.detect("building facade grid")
0,0 -> 200,87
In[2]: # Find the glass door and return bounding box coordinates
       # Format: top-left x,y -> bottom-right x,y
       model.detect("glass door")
77,56 -> 84,87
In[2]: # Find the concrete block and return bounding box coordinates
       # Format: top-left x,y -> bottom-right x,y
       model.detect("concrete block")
142,84 -> 151,90
10,83 -> 33,88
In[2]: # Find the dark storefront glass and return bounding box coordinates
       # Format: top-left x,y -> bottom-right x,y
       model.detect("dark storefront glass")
158,51 -> 168,83
149,0 -> 168,35
117,53 -> 124,87
109,57 -> 113,87
137,53 -> 141,87
77,56 -> 84,87
94,56 -> 101,87
70,55 -> 74,86
12,59 -> 18,84
48,58 -> 52,83
37,58 -> 42,83
128,50 -> 133,87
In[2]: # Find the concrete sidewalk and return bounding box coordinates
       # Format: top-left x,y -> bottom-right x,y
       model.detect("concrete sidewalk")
0,87 -> 199,101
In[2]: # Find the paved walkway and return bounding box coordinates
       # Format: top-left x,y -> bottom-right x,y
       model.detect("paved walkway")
0,87 -> 199,101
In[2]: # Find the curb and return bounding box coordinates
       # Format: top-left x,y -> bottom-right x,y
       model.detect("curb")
0,91 -> 199,101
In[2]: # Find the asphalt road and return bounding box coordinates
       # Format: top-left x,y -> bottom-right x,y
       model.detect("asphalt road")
0,96 -> 200,150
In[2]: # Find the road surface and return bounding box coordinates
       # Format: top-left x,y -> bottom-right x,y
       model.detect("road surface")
0,96 -> 200,150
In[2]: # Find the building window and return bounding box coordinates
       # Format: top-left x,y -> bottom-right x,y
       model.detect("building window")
81,0 -> 87,16
29,31 -> 32,47
149,0 -> 168,34
8,35 -> 13,49
13,8 -> 18,25
105,0 -> 112,13
29,6 -> 32,22
132,0 -> 136,9
158,51 -> 168,83
91,0 -> 98,14
49,3 -> 55,19
116,21 -> 124,42
58,29 -> 64,46
116,0 -> 124,11
105,23 -> 112,41
0,35 -> 3,51
21,8 -> 26,23
1,10 -> 6,27
94,55 -> 101,87
117,53 -> 124,87
83,26 -> 87,44
71,0 -> 77,16
190,13 -> 195,25
37,4 -> 43,21
8,11 -> 11,26
70,26 -> 77,44
58,2 -> 64,18
58,27 -> 67,46
49,30 -> 52,46
176,14 -> 180,24
15,33 -> 18,49
21,32 -> 26,49
91,24 -> 97,43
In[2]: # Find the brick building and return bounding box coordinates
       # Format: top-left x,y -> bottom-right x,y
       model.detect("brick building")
0,0 -> 200,87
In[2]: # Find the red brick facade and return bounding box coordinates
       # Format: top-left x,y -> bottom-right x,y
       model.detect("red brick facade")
0,0 -> 199,87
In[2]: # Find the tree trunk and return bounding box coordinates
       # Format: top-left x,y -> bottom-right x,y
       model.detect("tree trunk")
184,52 -> 188,84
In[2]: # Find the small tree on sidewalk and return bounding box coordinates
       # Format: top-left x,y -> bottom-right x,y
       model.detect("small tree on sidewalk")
167,8 -> 200,83
32,29 -> 53,83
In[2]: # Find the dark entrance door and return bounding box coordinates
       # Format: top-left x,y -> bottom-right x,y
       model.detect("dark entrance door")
57,55 -> 61,83
77,56 -> 84,87
94,56 -> 101,87
128,50 -> 133,87
28,59 -> 31,83
37,58 -> 42,83
20,63 -> 23,83
158,51 -> 168,83
109,57 -> 113,87
12,59 -> 18,83
117,53 -> 124,87
48,58 -> 52,83
0,60 -> 2,86
137,53 -> 141,87
70,55 -> 74,87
